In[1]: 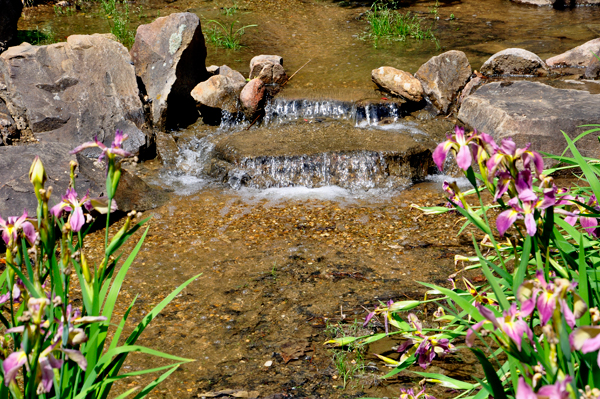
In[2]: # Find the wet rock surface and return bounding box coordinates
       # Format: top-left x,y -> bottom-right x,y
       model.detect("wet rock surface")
211,121 -> 435,189
458,81 -> 600,161
480,48 -> 548,76
0,35 -> 146,156
156,131 -> 180,167
546,38 -> 600,69
240,78 -> 267,118
0,0 -> 22,54
415,50 -> 471,114
371,67 -> 424,102
131,12 -> 209,130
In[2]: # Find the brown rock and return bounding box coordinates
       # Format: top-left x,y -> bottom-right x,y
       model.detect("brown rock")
131,12 -> 209,130
191,74 -> 245,114
458,81 -> 600,164
0,98 -> 16,145
0,35 -> 147,157
240,78 -> 266,118
458,76 -> 484,105
585,54 -> 600,78
156,132 -> 180,167
0,0 -> 22,54
415,50 -> 472,114
249,55 -> 283,79
371,67 -> 423,102
249,55 -> 287,95
480,48 -> 548,76
547,38 -> 600,69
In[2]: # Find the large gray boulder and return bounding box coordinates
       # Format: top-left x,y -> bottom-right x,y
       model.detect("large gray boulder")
480,48 -> 548,76
371,67 -> 424,102
0,35 -> 148,157
546,38 -> 600,69
415,50 -> 471,114
458,81 -> 600,162
131,12 -> 209,130
0,0 -> 22,54
0,142 -> 169,218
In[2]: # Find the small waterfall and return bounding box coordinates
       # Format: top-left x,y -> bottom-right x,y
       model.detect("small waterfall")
263,98 -> 354,124
226,151 -> 424,191
262,98 -> 410,127
173,135 -> 216,176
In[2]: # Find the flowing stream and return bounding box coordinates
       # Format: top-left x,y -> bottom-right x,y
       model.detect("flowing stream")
15,0 -> 600,397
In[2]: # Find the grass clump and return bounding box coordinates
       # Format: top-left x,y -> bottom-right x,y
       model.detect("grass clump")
362,2 -> 437,48
17,26 -> 57,45
100,0 -> 136,48
205,20 -> 257,50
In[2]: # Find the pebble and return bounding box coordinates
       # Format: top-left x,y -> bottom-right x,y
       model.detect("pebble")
264,360 -> 273,367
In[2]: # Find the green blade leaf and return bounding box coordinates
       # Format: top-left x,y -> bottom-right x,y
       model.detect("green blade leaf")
471,348 -> 508,399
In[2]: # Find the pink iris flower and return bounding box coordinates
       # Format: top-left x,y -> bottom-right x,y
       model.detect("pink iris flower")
516,376 -> 572,399
467,303 -> 533,352
496,171 -> 555,236
564,195 -> 600,237
432,126 -> 478,171
0,210 -> 38,246
50,188 -> 91,232
70,130 -> 132,162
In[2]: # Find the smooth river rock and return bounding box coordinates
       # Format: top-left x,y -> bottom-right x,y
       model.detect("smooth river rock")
546,38 -> 600,69
0,35 -> 147,157
480,48 -> 548,76
415,50 -> 472,114
371,67 -> 424,102
240,78 -> 266,118
0,0 -> 22,54
458,81 -> 600,162
191,66 -> 246,114
131,12 -> 209,130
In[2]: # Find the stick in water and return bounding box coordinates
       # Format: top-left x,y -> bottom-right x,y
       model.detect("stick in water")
281,59 -> 312,87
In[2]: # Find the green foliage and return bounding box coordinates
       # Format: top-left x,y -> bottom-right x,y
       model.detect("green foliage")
361,2 -> 437,48
100,0 -> 135,48
222,1 -> 239,16
0,132 -> 198,398
343,125 -> 600,399
205,20 -> 257,50
16,26 -> 57,46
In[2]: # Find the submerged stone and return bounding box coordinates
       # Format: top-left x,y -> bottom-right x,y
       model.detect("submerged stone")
458,81 -> 600,162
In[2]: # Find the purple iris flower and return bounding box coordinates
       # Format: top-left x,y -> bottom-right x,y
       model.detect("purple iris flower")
564,195 -> 600,237
516,376 -> 572,399
50,188 -> 91,232
70,130 -> 132,162
0,211 -> 38,246
470,303 -> 533,351
2,350 -> 28,387
496,171 -> 555,236
571,325 -> 600,367
443,181 -> 464,209
433,126 -> 478,171
486,139 -> 544,181
400,387 -> 436,399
